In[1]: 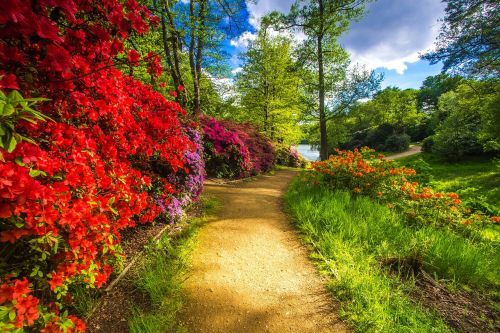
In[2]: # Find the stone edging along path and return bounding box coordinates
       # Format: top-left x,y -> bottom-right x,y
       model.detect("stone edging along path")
178,169 -> 348,333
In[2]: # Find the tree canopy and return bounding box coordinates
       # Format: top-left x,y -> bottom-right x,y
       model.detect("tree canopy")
423,0 -> 500,77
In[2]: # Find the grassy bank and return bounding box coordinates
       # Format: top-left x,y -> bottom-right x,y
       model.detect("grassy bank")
397,153 -> 499,215
284,179 -> 499,332
128,197 -> 218,333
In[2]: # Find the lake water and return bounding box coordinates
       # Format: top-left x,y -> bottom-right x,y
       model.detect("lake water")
297,144 -> 320,161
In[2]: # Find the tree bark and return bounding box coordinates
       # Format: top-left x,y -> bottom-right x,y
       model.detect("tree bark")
318,0 -> 328,160
194,0 -> 206,114
164,0 -> 188,106
188,0 -> 206,115
189,0 -> 198,111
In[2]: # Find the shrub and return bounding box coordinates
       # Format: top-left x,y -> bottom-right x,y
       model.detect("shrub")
421,136 -> 434,152
431,83 -> 500,161
224,121 -> 276,174
0,1 -> 199,331
275,144 -> 306,167
432,106 -> 483,161
366,123 -> 396,150
399,157 -> 433,183
201,117 -> 275,178
308,148 -> 496,233
383,133 -> 411,152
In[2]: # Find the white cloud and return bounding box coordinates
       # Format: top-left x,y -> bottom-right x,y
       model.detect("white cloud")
230,31 -> 257,48
231,67 -> 243,75
242,0 -> 444,75
246,0 -> 295,28
340,0 -> 444,74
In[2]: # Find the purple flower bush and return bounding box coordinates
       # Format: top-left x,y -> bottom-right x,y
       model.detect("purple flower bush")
162,126 -> 205,222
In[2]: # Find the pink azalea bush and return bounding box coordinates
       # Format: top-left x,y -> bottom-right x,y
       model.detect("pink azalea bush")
201,117 -> 275,178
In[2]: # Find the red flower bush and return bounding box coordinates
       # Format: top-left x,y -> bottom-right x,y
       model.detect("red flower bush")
305,148 -> 494,232
0,0 -> 199,331
201,117 -> 275,178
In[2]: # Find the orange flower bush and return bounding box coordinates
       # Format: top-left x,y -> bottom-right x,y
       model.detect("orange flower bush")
307,148 -> 494,231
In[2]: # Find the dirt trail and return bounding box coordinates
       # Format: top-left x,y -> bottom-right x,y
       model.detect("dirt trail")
179,170 -> 348,333
386,145 -> 422,160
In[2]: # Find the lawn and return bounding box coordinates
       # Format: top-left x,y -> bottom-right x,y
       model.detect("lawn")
396,153 -> 500,215
284,178 -> 499,332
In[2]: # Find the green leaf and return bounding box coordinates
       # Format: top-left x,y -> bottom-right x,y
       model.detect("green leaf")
2,104 -> 14,116
18,115 -> 38,124
6,135 -> 17,153
29,169 -> 47,178
7,90 -> 23,104
0,306 -> 10,321
109,206 -> 119,215
8,310 -> 16,321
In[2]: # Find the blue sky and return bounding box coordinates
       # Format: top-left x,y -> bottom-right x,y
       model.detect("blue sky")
225,0 -> 446,89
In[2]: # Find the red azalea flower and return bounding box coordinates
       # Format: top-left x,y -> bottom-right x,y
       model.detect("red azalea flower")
127,49 -> 140,66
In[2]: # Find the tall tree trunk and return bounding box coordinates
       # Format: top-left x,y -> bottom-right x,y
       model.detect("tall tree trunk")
317,0 -> 328,160
189,0 -> 198,111
189,0 -> 206,115
194,0 -> 206,114
164,0 -> 188,106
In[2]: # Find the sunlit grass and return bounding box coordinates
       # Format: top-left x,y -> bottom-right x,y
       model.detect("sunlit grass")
397,153 -> 500,214
285,179 -> 499,332
128,196 -> 218,333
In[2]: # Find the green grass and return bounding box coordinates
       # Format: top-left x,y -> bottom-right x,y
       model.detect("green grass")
128,196 -> 218,333
285,179 -> 499,332
70,284 -> 100,319
396,153 -> 500,215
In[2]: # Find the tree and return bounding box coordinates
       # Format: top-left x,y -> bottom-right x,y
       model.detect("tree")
432,80 -> 500,159
235,27 -> 304,144
417,73 -> 463,112
423,0 -> 500,77
146,0 -> 245,111
301,63 -> 382,150
269,0 -> 370,160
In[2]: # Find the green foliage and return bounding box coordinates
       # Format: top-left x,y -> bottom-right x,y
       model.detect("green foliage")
432,81 -> 499,160
423,0 -> 499,77
417,73 -> 463,112
235,27 -> 304,144
383,133 -> 410,152
0,90 -> 50,154
421,136 -> 435,153
274,144 -> 306,168
397,153 -> 500,216
366,87 -> 423,132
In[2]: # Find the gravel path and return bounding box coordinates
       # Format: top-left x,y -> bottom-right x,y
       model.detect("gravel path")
386,145 -> 422,160
179,170 -> 348,333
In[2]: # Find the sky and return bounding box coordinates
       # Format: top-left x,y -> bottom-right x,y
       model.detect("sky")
225,0 -> 446,89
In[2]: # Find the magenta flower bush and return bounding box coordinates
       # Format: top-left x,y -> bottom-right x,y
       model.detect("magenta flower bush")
201,117 -> 275,178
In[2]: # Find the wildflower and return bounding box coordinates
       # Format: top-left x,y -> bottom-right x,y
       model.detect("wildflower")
377,191 -> 382,197
491,216 -> 500,223
353,187 -> 361,193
